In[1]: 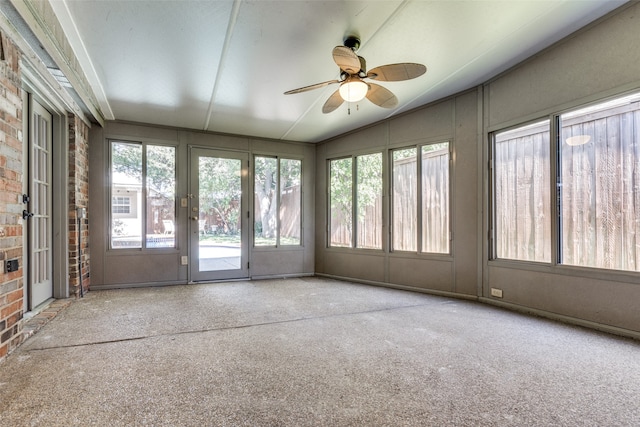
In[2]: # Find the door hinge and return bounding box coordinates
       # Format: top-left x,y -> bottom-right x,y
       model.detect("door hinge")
247,262 -> 250,269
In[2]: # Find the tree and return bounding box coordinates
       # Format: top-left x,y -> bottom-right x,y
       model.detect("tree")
254,157 -> 302,241
111,142 -> 175,198
330,154 -> 383,246
254,156 -> 278,239
198,157 -> 241,234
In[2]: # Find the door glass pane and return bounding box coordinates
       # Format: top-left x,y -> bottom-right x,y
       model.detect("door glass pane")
356,153 -> 382,249
146,145 -> 176,248
199,156 -> 242,271
29,101 -> 53,308
280,158 -> 301,245
111,142 -> 142,248
392,148 -> 417,251
329,158 -> 353,247
254,156 -> 278,246
494,121 -> 551,262
422,143 -> 450,254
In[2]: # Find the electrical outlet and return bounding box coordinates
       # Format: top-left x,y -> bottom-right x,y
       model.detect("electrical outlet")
6,259 -> 19,272
181,256 -> 188,265
490,288 -> 503,298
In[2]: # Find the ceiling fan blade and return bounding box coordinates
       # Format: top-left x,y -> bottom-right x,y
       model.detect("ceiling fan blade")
322,89 -> 344,114
332,46 -> 361,74
366,83 -> 398,109
284,80 -> 339,95
367,63 -> 426,81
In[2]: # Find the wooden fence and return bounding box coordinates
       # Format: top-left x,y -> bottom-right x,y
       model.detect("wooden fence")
254,185 -> 301,242
494,102 -> 640,271
494,122 -> 551,262
330,149 -> 450,252
561,104 -> 640,271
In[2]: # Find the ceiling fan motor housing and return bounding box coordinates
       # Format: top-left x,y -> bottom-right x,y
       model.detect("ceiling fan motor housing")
343,36 -> 361,51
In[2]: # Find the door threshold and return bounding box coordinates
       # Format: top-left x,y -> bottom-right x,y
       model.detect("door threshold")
24,298 -> 56,319
188,277 -> 250,285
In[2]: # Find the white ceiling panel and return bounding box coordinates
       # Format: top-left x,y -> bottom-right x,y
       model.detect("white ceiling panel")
49,0 -> 627,142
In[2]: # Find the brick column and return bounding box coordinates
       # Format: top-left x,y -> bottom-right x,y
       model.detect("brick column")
69,114 -> 90,296
0,31 -> 24,359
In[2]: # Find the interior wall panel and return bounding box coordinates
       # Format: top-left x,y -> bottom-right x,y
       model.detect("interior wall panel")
389,99 -> 453,144
315,91 -> 468,299
452,91 -> 480,296
488,266 -> 640,333
103,253 -> 180,285
89,122 -> 314,288
323,123 -> 388,157
323,252 -> 386,283
251,250 -> 305,278
483,3 -> 640,335
487,2 -> 640,128
388,257 -> 453,292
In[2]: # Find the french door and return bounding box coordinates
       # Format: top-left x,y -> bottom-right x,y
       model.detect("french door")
189,148 -> 249,281
26,98 -> 53,309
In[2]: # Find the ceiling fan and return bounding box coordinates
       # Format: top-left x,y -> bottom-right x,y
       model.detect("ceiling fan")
284,36 -> 427,114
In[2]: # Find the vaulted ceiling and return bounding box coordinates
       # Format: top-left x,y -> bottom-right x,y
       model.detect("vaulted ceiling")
47,0 -> 626,143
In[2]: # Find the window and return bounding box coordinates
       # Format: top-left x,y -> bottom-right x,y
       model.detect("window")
328,154 -> 384,249
559,92 -> 640,271
392,148 -> 417,251
329,157 -> 353,247
254,156 -> 302,246
492,122 -> 551,262
111,196 -> 131,214
391,142 -> 450,253
422,144 -> 450,253
491,90 -> 640,272
110,141 -> 176,249
357,153 -> 383,249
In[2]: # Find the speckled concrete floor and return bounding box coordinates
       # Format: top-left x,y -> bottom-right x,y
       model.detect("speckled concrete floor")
1,277 -> 639,426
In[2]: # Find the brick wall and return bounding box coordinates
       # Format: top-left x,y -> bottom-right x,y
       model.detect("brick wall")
0,28 -> 92,361
0,31 -> 24,359
69,114 -> 90,295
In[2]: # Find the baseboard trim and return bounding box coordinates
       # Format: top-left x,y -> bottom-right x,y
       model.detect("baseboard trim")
479,297 -> 640,341
315,273 -> 478,302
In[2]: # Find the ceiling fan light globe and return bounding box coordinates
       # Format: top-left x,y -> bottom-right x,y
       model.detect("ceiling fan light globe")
339,80 -> 368,102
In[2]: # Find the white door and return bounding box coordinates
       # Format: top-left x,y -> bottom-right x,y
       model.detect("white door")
189,148 -> 249,281
26,98 -> 53,309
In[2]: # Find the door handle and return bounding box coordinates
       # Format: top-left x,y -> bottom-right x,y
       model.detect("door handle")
23,210 -> 34,220
191,216 -> 198,221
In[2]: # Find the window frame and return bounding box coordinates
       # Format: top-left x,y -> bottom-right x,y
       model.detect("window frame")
327,151 -> 385,251
489,119 -> 552,263
253,154 -> 303,248
489,88 -> 640,279
390,141 -> 451,255
326,143 -> 451,255
108,139 -> 177,251
327,156 -> 355,249
111,196 -> 133,216
557,91 -> 640,272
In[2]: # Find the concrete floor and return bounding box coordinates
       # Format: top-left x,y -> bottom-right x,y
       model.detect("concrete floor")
1,277 -> 639,426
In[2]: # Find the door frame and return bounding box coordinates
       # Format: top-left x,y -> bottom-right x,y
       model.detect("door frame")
188,147 -> 249,282
22,72 -> 70,312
